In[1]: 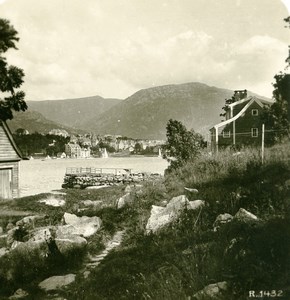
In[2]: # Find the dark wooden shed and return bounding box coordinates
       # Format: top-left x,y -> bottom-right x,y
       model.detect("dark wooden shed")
0,121 -> 22,199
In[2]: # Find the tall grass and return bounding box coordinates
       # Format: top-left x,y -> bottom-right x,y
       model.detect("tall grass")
66,144 -> 290,299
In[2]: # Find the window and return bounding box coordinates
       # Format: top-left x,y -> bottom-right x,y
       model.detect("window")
223,131 -> 231,138
252,109 -> 258,116
251,128 -> 258,137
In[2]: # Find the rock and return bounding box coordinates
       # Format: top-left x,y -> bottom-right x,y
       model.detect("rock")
0,226 -> 3,235
166,195 -> 189,212
146,195 -> 206,233
193,281 -> 228,299
16,215 -> 47,230
55,236 -> 87,254
188,200 -> 205,210
28,227 -> 53,242
59,213 -> 102,237
0,247 -> 8,258
124,185 -> 132,193
234,208 -> 258,222
7,227 -> 22,248
9,288 -> 29,299
0,240 -> 49,282
213,213 -> 233,231
11,241 -> 24,250
116,193 -> 132,209
38,274 -> 76,291
39,197 -> 66,207
85,185 -> 109,189
184,187 -> 199,193
6,222 -> 14,231
81,200 -> 103,208
145,205 -> 171,233
83,270 -> 91,279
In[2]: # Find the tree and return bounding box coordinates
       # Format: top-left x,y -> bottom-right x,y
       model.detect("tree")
220,90 -> 247,121
162,119 -> 205,171
262,17 -> 290,145
0,19 -> 27,121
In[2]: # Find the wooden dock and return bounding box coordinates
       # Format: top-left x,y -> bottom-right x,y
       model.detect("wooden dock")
65,167 -> 132,175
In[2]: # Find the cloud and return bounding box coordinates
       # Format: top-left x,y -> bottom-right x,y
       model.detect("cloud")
1,0 -> 289,100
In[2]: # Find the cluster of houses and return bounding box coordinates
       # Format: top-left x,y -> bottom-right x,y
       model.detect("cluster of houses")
64,134 -> 165,158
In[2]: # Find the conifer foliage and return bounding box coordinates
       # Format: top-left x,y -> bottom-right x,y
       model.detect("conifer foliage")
0,19 -> 27,121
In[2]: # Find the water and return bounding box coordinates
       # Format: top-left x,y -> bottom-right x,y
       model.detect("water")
19,156 -> 168,197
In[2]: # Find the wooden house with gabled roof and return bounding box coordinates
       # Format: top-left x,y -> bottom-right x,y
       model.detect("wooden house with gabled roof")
0,121 -> 22,199
210,91 -> 273,152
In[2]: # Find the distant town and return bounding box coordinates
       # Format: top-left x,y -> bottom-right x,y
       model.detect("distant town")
13,128 -> 165,158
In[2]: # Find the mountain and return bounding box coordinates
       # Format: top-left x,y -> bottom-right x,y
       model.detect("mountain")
25,82 -> 270,139
27,96 -> 122,129
84,82 -> 245,139
6,110 -> 85,135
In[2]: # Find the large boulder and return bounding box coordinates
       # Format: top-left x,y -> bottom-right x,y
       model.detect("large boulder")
59,213 -> 102,237
193,281 -> 228,299
146,195 -> 205,233
38,274 -> 76,291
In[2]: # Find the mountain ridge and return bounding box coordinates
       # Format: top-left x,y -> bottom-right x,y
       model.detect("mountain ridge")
27,95 -> 122,129
13,82 -> 270,139
84,82 -> 268,139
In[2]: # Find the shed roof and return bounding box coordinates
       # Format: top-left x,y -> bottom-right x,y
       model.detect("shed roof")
0,121 -> 22,162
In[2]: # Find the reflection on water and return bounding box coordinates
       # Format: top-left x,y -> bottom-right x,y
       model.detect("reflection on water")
19,157 -> 168,197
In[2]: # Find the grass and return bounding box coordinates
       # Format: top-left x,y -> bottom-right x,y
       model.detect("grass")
0,185 -> 127,298
64,143 -> 290,299
1,143 -> 290,299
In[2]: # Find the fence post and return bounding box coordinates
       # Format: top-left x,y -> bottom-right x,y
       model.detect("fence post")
261,123 -> 265,164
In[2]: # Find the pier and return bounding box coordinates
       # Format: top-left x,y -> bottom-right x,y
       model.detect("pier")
63,167 -> 161,189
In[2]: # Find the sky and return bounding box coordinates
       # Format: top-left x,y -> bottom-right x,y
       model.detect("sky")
1,0 -> 290,100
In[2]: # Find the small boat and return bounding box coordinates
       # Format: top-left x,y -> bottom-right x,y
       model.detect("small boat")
158,148 -> 162,158
101,148 -> 108,158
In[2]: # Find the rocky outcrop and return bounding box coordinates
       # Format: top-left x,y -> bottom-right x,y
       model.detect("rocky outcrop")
193,281 -> 228,299
38,274 -> 76,291
146,195 -> 205,233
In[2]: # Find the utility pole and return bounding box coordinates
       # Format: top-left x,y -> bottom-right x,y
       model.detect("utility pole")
261,124 -> 265,164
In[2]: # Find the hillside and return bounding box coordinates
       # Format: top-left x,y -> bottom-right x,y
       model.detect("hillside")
6,110 -> 85,135
84,82 -> 236,139
27,96 -> 122,129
